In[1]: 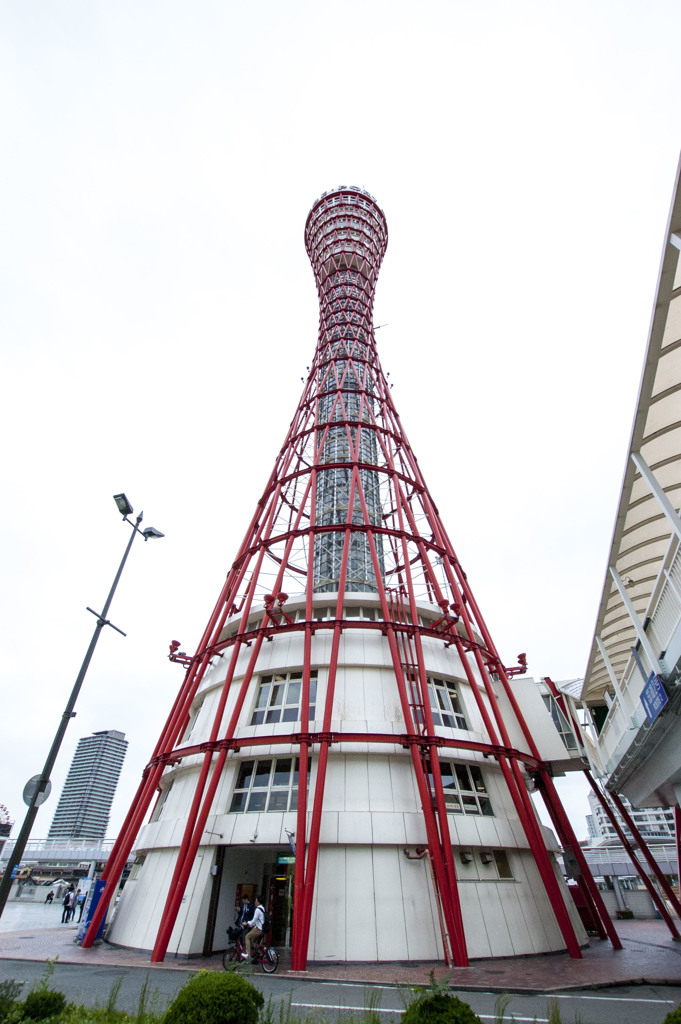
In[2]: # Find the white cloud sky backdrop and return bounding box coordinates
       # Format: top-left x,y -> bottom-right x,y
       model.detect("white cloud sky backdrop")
2,0 -> 680,844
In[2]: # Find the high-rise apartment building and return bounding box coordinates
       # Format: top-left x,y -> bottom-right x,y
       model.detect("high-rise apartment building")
48,730 -> 128,840
586,791 -> 676,844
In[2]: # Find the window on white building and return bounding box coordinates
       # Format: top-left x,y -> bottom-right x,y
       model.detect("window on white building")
151,780 -> 174,822
229,757 -> 309,813
413,678 -> 468,730
250,672 -> 317,725
428,678 -> 468,729
493,849 -> 513,878
542,695 -> 578,750
128,854 -> 147,880
428,760 -> 493,815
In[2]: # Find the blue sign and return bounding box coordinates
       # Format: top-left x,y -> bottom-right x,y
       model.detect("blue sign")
76,880 -> 108,945
641,672 -> 668,723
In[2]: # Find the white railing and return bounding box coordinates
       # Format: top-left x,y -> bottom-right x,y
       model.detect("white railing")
648,547 -> 681,660
0,838 -> 119,864
582,844 -> 677,874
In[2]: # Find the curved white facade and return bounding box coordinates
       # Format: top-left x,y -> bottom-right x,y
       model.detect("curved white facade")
109,595 -> 586,959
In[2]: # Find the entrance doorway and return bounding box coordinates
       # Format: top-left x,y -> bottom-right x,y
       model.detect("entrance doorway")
263,853 -> 295,947
210,846 -> 296,954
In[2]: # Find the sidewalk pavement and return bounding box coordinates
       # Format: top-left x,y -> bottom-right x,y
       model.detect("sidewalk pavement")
0,919 -> 679,993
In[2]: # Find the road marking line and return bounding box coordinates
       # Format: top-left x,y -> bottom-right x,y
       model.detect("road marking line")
292,1010 -> 550,1023
292,1004 -> 396,1014
298,983 -> 675,1006
552,994 -> 675,1004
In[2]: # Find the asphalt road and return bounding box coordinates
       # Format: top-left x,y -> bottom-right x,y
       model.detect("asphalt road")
0,960 -> 679,1023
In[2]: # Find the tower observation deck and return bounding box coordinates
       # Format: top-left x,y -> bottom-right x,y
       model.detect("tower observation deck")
83,188 -> 618,969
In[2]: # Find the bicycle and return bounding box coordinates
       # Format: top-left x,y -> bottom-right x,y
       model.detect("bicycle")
222,930 -> 279,973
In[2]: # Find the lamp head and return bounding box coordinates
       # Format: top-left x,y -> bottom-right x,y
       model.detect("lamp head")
113,493 -> 134,516
142,527 -> 165,542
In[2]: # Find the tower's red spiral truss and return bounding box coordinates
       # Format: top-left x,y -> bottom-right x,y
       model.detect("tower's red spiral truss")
83,187 -> 619,966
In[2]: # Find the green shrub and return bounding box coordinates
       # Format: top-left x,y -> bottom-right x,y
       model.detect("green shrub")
402,993 -> 482,1024
663,1005 -> 681,1024
22,988 -> 67,1020
0,979 -> 24,1021
162,971 -> 264,1024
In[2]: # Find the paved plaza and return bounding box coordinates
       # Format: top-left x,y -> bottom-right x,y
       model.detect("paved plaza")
0,901 -> 680,992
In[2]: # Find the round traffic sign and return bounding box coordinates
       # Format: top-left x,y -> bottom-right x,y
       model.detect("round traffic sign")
22,776 -> 52,807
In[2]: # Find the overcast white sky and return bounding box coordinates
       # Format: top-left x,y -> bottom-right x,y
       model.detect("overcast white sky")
2,0 -> 680,845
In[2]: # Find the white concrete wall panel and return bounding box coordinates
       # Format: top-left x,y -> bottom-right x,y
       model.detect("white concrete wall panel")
344,755 -> 370,810
338,811 -> 373,843
109,848 -> 178,951
459,885 -> 491,958
400,855 -> 441,960
367,756 -> 394,812
312,845 -> 347,960
373,847 -> 409,960
512,852 -> 565,952
323,756 -> 347,811
167,853 -> 209,956
372,812 -> 407,846
346,847 -> 379,960
493,881 -> 534,956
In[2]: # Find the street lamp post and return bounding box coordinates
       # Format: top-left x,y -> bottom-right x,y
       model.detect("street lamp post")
0,494 -> 163,920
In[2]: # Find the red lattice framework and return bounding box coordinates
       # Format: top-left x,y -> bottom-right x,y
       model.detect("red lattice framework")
83,187 -> 622,966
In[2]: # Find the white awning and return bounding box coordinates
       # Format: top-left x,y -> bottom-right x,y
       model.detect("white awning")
581,158 -> 681,705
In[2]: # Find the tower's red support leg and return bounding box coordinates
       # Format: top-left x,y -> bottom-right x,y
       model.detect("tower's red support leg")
387,474 -> 467,964
505,756 -> 582,958
290,520 -> 317,971
296,738 -> 331,967
81,761 -> 167,947
295,513 -> 354,970
585,771 -> 681,939
151,631 -> 268,961
290,738 -> 310,971
411,634 -> 467,964
676,808 -> 681,898
535,769 -> 621,948
151,746 -> 231,961
82,650 -> 216,947
150,481 -> 313,960
384,626 -> 468,965
449,636 -> 581,958
607,787 -> 681,918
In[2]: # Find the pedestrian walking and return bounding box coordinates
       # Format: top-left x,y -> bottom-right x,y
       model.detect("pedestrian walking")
61,889 -> 74,923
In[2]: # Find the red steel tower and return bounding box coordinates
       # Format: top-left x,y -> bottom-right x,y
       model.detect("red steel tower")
84,187 -> 619,967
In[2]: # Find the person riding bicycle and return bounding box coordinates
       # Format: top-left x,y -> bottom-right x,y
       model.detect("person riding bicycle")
242,896 -> 265,960
227,894 -> 252,942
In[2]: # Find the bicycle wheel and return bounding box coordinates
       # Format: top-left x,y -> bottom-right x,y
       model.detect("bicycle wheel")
261,947 -> 278,973
222,946 -> 239,970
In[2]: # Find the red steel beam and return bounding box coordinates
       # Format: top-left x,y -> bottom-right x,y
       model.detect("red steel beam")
585,771 -> 681,940
534,769 -> 621,949
606,786 -> 681,919
295,491 -> 355,969
151,480 -> 315,962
